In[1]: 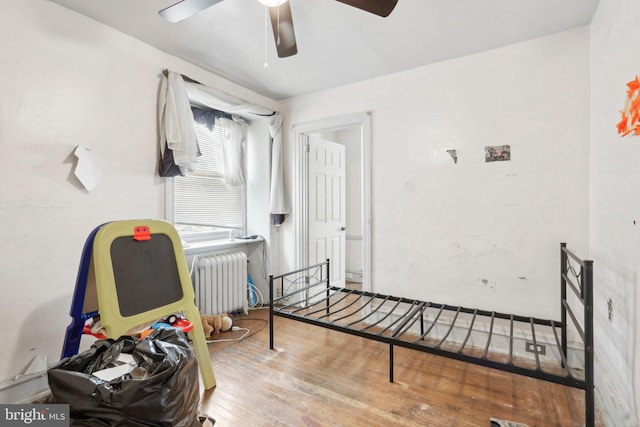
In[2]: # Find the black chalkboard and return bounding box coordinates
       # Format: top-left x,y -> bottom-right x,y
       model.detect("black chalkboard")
110,233 -> 184,317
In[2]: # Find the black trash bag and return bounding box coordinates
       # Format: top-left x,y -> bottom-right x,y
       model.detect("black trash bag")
48,328 -> 202,427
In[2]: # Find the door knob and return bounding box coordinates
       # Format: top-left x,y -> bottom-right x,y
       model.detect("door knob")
340,226 -> 346,231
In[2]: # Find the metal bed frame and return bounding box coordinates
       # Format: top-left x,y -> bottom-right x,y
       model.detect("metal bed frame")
269,243 -> 594,427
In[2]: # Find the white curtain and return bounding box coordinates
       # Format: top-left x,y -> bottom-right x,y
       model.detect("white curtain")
217,116 -> 247,186
158,71 -> 199,174
168,71 -> 287,223
267,113 -> 288,224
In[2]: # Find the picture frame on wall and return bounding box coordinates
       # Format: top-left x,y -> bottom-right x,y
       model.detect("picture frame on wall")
485,145 -> 511,162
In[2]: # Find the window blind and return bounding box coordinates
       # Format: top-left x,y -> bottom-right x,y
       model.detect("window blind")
173,121 -> 245,231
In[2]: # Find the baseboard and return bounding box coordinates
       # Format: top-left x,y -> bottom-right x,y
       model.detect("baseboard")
345,271 -> 363,283
0,356 -> 50,404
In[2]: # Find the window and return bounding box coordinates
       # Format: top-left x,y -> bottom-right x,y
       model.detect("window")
171,108 -> 247,237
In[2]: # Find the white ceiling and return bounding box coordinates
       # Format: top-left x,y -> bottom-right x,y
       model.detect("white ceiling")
49,0 -> 600,100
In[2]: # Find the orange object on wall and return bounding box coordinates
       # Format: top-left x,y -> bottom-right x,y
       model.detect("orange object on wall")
617,75 -> 640,138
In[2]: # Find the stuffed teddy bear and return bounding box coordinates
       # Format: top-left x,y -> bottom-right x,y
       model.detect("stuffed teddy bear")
200,313 -> 233,337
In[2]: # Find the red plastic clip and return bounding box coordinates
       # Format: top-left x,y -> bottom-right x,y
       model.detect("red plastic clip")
133,225 -> 151,241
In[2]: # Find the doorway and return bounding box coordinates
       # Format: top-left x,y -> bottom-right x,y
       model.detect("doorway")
292,113 -> 372,292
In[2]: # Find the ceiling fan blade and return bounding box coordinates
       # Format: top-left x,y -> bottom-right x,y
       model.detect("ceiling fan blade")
334,0 -> 398,17
159,0 -> 224,23
268,2 -> 298,58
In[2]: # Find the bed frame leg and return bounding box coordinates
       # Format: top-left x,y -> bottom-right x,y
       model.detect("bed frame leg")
584,260 -> 595,427
389,344 -> 394,383
269,274 -> 274,350
586,386 -> 595,427
560,243 -> 568,368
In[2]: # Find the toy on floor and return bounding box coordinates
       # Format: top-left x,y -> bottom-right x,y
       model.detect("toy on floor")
82,313 -> 193,340
140,314 -> 193,339
201,313 -> 233,337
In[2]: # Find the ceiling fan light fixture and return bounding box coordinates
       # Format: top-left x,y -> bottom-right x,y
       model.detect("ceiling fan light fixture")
257,0 -> 288,7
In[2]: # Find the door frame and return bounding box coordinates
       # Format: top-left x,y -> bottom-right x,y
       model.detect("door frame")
291,112 -> 372,292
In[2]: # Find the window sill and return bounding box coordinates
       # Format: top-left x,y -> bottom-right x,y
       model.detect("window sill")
182,236 -> 263,256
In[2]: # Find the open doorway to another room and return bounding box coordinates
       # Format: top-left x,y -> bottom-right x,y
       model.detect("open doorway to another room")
317,127 -> 363,290
292,113 -> 372,293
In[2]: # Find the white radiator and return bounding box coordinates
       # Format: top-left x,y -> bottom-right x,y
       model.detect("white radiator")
193,250 -> 248,315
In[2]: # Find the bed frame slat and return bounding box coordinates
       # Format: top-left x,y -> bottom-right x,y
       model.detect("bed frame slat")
391,302 -> 426,338
360,297 -> 405,332
529,318 -> 542,371
433,306 -> 462,348
346,294 -> 390,327
481,312 -> 496,359
457,309 -> 478,354
550,320 -> 573,378
331,294 -> 375,323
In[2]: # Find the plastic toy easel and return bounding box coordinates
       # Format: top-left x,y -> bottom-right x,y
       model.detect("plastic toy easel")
61,220 -> 216,389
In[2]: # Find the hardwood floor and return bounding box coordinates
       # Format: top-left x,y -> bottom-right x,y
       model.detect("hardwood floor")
198,307 -> 599,427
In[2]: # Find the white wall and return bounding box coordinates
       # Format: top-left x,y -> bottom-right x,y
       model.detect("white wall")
590,0 -> 640,424
278,27 -> 591,321
0,0 -> 276,383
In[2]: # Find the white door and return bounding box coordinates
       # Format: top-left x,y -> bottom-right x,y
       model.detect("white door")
308,136 -> 346,288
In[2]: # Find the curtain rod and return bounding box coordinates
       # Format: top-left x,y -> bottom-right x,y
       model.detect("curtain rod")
162,68 -> 200,85
162,68 -> 276,118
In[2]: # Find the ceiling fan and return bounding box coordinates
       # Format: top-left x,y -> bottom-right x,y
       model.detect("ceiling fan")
159,0 -> 399,58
